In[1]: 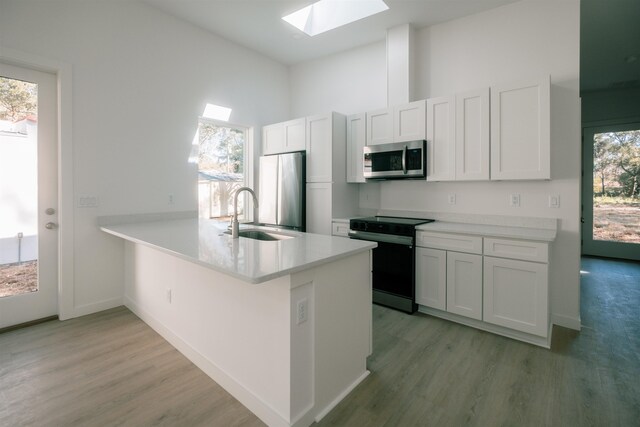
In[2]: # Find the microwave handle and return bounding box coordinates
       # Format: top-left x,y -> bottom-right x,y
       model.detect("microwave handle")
402,145 -> 407,174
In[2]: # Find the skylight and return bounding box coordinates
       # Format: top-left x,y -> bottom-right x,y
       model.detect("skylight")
282,0 -> 389,37
202,103 -> 232,121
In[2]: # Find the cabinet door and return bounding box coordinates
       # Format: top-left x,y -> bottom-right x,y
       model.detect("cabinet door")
262,123 -> 284,155
366,108 -> 393,145
490,76 -> 550,180
284,117 -> 306,152
346,113 -> 366,183
415,247 -> 446,310
483,256 -> 548,337
447,252 -> 483,320
456,88 -> 490,180
306,114 -> 332,183
394,100 -> 426,143
426,96 -> 455,181
306,183 -> 332,235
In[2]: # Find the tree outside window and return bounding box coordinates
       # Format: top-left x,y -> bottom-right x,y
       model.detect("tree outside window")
197,120 -> 246,220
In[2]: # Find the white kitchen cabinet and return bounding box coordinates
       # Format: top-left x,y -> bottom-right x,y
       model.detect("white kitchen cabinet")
366,108 -> 393,145
366,100 -> 426,146
305,112 -> 359,235
262,123 -> 285,155
483,256 -> 548,337
394,100 -> 426,143
306,112 -> 347,183
346,113 -> 366,183
447,251 -> 483,320
415,247 -> 446,310
426,96 -> 455,181
490,76 -> 550,180
416,231 -> 483,320
261,117 -> 305,155
331,219 -> 350,238
426,89 -> 489,182
456,88 -> 490,180
306,183 -> 332,235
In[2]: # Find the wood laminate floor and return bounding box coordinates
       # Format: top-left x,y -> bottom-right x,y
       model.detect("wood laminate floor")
1,256 -> 638,426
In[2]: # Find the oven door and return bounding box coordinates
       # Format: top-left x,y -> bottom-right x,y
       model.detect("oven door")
348,231 -> 417,313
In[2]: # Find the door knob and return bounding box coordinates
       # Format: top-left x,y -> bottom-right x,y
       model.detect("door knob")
45,222 -> 58,230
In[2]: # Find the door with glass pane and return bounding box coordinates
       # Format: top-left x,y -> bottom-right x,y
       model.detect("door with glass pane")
582,123 -> 640,260
0,62 -> 58,328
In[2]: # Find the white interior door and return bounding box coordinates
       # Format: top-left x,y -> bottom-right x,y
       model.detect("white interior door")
0,62 -> 58,328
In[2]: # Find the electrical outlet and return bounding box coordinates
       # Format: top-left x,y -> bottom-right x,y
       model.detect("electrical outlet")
509,194 -> 520,207
166,288 -> 172,304
168,194 -> 174,205
448,194 -> 456,205
549,195 -> 560,208
296,298 -> 308,325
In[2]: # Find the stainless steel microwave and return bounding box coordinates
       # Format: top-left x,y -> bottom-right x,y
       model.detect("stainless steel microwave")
363,140 -> 427,180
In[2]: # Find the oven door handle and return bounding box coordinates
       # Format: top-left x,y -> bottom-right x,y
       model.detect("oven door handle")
402,145 -> 407,174
348,230 -> 413,246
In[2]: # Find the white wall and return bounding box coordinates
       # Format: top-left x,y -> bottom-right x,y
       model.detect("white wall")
290,0 -> 582,328
0,0 -> 290,314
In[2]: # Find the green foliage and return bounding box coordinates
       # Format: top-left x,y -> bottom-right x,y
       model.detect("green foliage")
593,129 -> 640,198
198,121 -> 244,176
0,77 -> 37,121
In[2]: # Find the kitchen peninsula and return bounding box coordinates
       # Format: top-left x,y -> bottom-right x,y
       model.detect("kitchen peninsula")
101,218 -> 376,427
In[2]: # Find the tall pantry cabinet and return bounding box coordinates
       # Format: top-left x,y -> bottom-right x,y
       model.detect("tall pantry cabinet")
305,112 -> 359,235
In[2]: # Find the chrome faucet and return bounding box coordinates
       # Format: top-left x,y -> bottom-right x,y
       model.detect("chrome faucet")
231,187 -> 259,238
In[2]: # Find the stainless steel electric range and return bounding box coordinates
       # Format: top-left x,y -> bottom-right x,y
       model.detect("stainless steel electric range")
348,216 -> 434,314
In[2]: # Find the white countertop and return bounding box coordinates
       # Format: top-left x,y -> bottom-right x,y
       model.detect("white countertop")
101,219 -> 376,284
416,221 -> 556,242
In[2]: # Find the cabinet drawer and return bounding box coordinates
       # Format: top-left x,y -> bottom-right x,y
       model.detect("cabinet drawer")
483,238 -> 548,263
416,231 -> 482,254
331,221 -> 350,238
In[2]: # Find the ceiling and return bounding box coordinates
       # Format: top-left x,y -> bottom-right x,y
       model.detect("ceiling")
143,0 -> 518,65
143,0 -> 640,93
580,0 -> 640,93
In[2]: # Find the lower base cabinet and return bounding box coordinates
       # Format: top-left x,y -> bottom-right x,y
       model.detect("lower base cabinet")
415,247 -> 482,320
416,230 -> 550,345
483,256 -> 548,337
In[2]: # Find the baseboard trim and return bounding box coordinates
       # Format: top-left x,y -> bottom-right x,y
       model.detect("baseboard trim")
68,297 -> 123,319
551,313 -> 581,331
314,370 -> 370,423
124,296 -> 293,427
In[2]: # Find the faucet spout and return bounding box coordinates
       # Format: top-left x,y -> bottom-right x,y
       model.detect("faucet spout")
232,187 -> 259,238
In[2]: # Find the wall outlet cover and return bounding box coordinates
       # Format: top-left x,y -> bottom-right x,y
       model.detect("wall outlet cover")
549,195 -> 560,208
509,194 -> 520,207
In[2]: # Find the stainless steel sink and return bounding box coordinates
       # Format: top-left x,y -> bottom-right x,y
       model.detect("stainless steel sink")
225,229 -> 295,241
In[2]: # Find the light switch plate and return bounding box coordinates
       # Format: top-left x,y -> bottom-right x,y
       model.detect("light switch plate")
78,195 -> 99,208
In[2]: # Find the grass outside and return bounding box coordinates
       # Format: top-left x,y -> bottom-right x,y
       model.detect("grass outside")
0,260 -> 38,298
593,196 -> 640,243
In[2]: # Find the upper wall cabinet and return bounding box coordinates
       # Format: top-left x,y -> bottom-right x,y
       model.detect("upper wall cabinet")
456,88 -> 490,181
366,108 -> 393,145
306,112 -> 347,183
262,117 -> 306,155
490,77 -> 550,180
427,89 -> 489,181
346,113 -> 366,183
366,100 -> 426,146
395,100 -> 426,143
426,95 -> 456,181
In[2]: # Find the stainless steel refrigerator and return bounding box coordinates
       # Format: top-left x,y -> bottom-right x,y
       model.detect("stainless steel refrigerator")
258,151 -> 305,231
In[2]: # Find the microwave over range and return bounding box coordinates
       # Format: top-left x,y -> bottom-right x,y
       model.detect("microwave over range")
363,140 -> 427,180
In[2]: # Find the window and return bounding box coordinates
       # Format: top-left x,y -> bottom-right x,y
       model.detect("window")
196,118 -> 252,221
